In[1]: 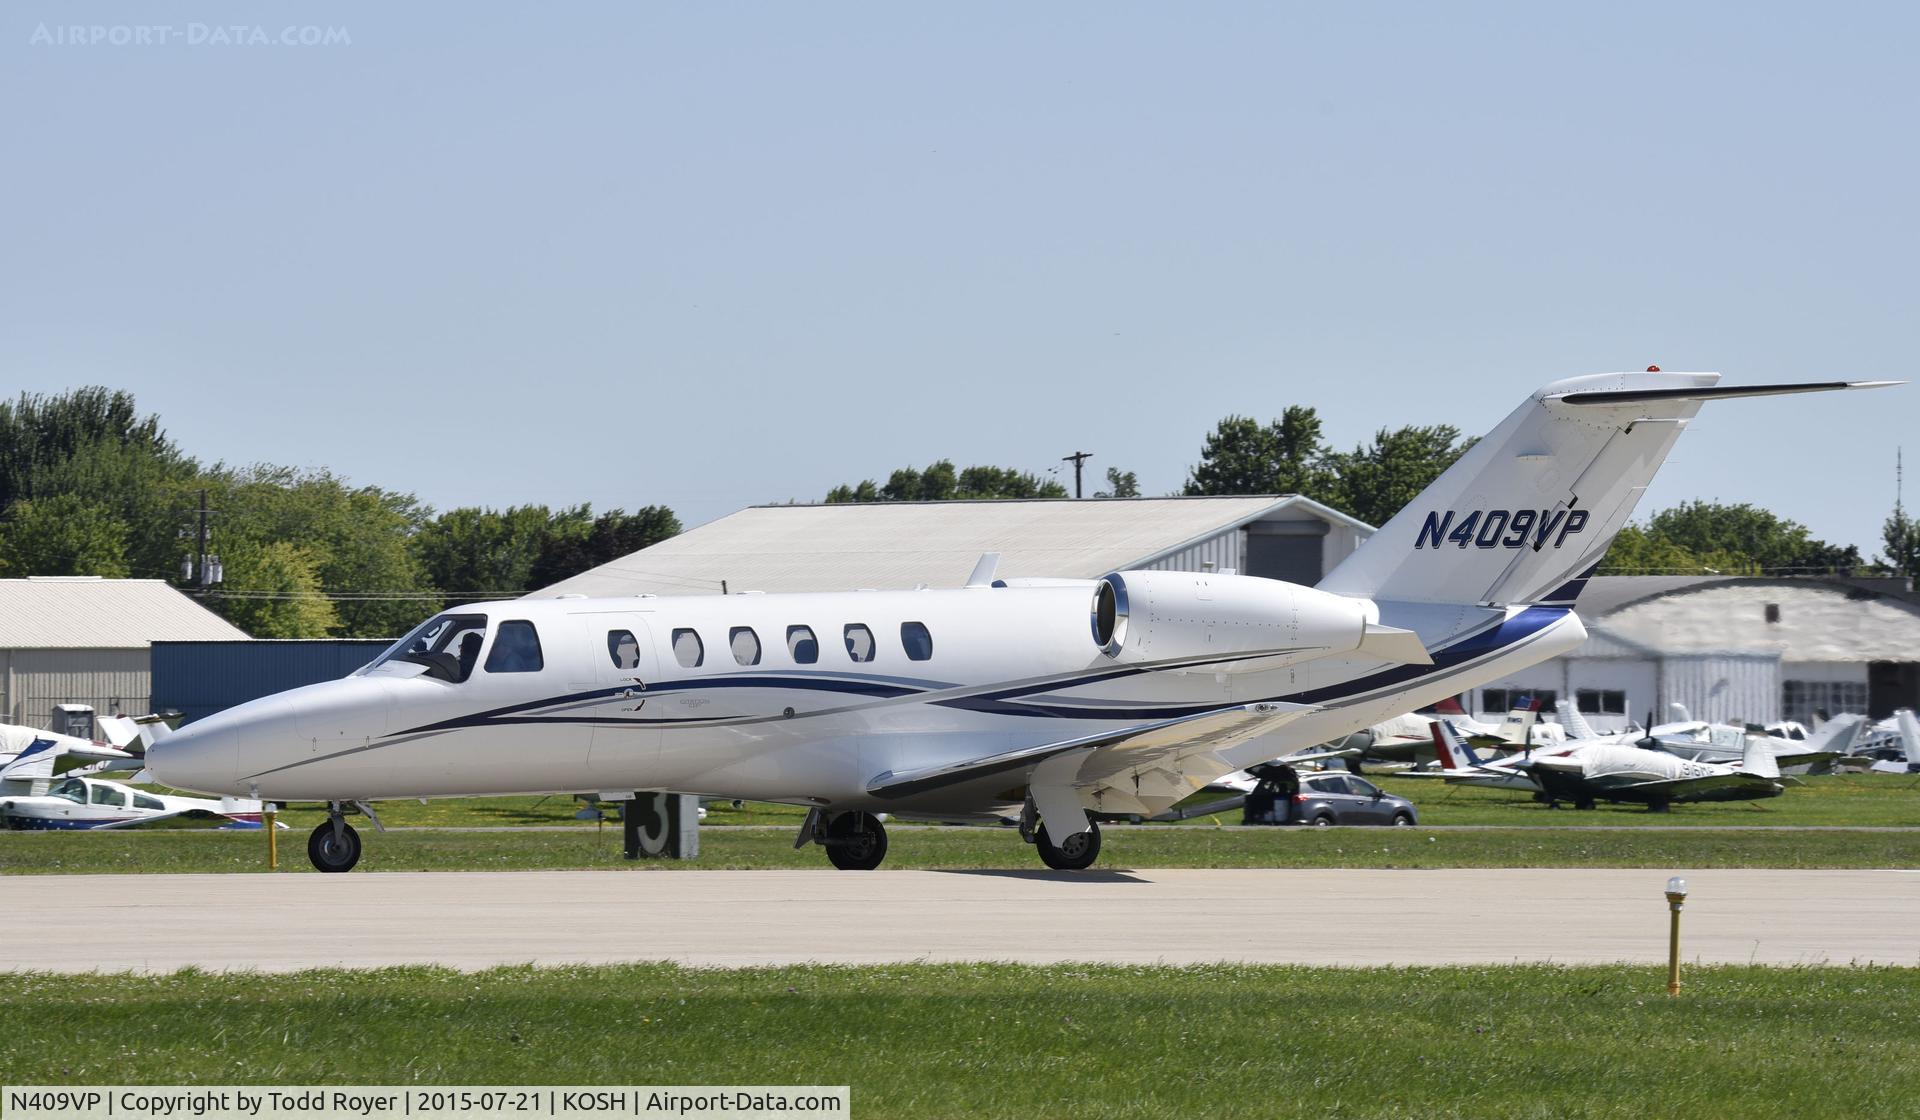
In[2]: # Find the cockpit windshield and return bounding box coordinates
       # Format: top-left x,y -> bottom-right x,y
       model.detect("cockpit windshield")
363,613 -> 489,683
50,777 -> 87,804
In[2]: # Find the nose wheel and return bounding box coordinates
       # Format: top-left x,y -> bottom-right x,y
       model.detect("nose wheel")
307,814 -> 362,873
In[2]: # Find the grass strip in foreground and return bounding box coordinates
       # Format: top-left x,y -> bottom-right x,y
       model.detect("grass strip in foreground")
1,963 -> 1913,1119
4,824 -> 1918,874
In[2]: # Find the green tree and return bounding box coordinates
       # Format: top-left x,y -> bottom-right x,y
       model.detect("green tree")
527,506 -> 682,589
0,387 -> 198,579
1643,501 -> 1861,573
0,494 -> 130,577
412,505 -> 563,607
1185,406 -> 1336,498
826,462 -> 1066,502
1324,425 -> 1474,527
201,465 -> 435,638
215,540 -> 340,638
1880,501 -> 1917,579
1095,467 -> 1140,498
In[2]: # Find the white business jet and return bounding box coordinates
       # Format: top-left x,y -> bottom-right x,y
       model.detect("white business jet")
147,372 -> 1894,872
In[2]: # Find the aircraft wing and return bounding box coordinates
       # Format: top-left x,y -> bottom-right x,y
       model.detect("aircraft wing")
867,701 -> 1321,817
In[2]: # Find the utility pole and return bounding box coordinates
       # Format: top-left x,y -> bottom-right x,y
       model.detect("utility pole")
181,489 -> 223,595
1062,450 -> 1093,499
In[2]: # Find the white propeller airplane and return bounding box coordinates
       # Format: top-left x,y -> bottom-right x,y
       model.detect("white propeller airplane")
146,371 -> 1896,872
1413,718 -> 1789,809
1554,699 -> 1864,771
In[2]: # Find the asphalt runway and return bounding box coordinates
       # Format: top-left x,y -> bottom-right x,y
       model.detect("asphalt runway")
5,869 -> 1915,972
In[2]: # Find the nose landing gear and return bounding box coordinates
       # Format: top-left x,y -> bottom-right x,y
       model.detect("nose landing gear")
822,810 -> 888,870
307,804 -> 362,873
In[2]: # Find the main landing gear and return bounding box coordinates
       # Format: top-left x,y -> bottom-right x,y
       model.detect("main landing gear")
800,809 -> 889,870
306,801 -> 382,872
1020,798 -> 1103,871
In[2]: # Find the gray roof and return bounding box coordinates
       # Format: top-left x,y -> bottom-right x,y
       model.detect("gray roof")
0,578 -> 249,649
1577,574 -> 1919,619
533,495 -> 1368,598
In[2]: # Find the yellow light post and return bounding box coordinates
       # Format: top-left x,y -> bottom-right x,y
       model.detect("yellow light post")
1664,876 -> 1688,997
266,804 -> 279,870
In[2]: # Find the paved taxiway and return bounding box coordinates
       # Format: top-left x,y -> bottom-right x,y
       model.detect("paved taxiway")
5,869 -> 1914,972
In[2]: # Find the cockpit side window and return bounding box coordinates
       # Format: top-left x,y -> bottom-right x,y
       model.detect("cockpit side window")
369,613 -> 489,683
484,620 -> 545,673
608,630 -> 642,671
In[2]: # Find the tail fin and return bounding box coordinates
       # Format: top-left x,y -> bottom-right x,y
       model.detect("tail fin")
0,738 -> 63,783
1495,699 -> 1541,744
1899,710 -> 1920,762
1806,713 -> 1866,756
1317,374 -> 1896,606
1738,734 -> 1782,780
1556,697 -> 1600,742
1432,720 -> 1484,769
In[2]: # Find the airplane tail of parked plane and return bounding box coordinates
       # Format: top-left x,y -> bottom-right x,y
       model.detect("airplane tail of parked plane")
1738,734 -> 1782,780
0,738 -> 61,784
1555,698 -> 1600,742
1494,700 -> 1542,745
1317,374 -> 1896,608
1432,721 -> 1487,770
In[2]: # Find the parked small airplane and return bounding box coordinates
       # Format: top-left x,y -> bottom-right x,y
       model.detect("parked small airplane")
145,371 -> 1895,871
0,742 -> 280,830
1345,697 -> 1564,768
1555,699 -> 1864,771
1848,710 -> 1920,773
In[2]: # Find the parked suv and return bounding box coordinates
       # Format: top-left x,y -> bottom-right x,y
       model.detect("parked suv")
1243,765 -> 1419,826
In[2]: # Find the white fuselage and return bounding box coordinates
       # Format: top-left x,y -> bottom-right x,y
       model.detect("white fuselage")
149,582 -> 1587,817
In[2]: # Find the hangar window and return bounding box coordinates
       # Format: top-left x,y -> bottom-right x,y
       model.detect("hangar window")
730,627 -> 763,666
133,792 -> 165,811
1782,680 -> 1868,725
1480,688 -> 1556,716
607,630 -> 642,671
672,628 -> 705,668
900,621 -> 934,661
787,625 -> 819,664
1765,603 -> 1781,624
1575,689 -> 1628,717
844,623 -> 877,663
484,620 -> 545,673
90,783 -> 126,807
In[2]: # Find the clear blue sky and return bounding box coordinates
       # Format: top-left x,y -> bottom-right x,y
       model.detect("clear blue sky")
4,3 -> 1913,554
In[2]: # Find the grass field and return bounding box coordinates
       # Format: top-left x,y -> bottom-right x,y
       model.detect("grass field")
5,822 -> 1918,874
2,962 -> 1913,1118
121,771 -> 1920,830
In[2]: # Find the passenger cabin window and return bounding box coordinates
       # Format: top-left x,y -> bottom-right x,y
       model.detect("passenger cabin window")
134,792 -> 165,810
484,620 -> 545,673
787,625 -> 819,664
607,630 -> 642,670
372,613 -> 488,683
731,627 -> 762,666
900,621 -> 933,661
672,628 -> 705,668
90,783 -> 125,807
844,623 -> 876,663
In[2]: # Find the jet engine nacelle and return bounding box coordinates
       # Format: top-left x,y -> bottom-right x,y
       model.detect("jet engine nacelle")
1089,570 -> 1430,671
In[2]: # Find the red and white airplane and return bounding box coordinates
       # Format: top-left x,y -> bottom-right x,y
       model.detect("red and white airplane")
146,372 -> 1895,870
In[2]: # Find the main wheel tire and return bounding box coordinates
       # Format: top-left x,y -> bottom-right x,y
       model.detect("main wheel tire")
824,811 -> 888,870
1311,814 -> 1335,827
1391,812 -> 1414,826
1036,820 -> 1101,871
307,821 -> 362,873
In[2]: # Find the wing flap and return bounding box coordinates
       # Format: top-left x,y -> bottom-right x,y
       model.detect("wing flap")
867,701 -> 1318,814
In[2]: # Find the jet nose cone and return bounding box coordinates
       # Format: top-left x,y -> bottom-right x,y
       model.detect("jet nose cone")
147,702 -> 284,795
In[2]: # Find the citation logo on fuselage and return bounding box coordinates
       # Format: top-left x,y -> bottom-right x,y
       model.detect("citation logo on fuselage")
1414,508 -> 1589,550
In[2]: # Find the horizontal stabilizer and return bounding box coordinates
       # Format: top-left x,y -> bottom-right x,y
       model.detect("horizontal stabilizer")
1552,381 -> 1901,406
1359,623 -> 1432,665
